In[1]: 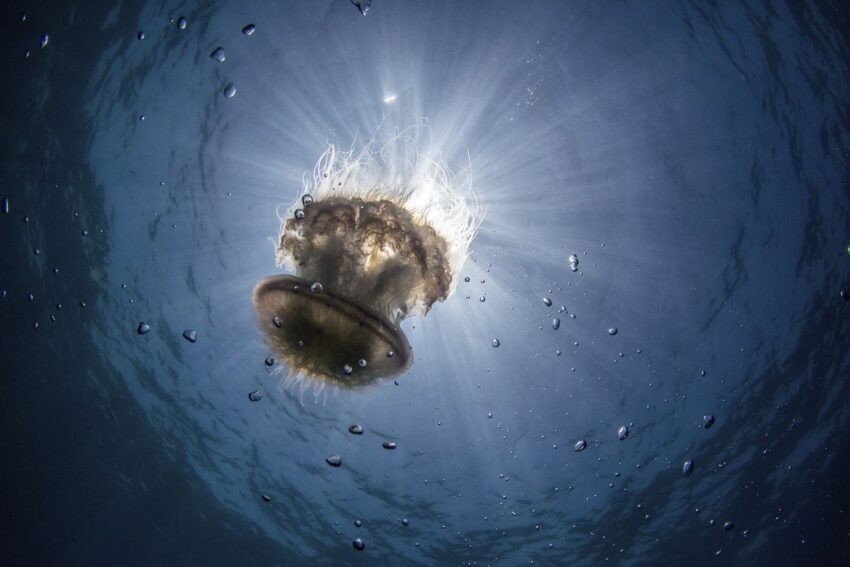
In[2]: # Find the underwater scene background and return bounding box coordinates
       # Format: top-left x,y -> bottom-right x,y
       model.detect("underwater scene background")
2,1 -> 849,565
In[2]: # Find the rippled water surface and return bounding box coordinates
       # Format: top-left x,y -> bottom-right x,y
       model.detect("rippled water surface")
2,1 -> 850,565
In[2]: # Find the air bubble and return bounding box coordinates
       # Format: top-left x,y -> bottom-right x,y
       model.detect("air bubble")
703,414 -> 715,429
492,338 -> 500,347
568,254 -> 579,272
343,364 -> 353,375
294,208 -> 305,220
617,425 -> 629,440
177,17 -> 188,30
552,318 -> 560,330
348,424 -> 363,435
357,358 -> 367,368
326,455 -> 342,467
182,329 -> 198,343
310,282 -> 323,294
574,440 -> 587,452
682,460 -> 694,476
542,297 -> 552,306
382,441 -> 397,450
242,24 -> 256,36
352,538 -> 365,551
608,327 -> 618,336
137,322 -> 151,335
248,390 -> 263,402
223,82 -> 237,98
302,194 -> 313,206
210,47 -> 226,62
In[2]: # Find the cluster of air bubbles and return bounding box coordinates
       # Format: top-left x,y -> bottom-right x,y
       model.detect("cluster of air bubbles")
248,390 -> 263,402
568,254 -> 579,272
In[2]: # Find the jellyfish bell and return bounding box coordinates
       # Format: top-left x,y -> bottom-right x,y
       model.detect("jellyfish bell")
253,130 -> 479,390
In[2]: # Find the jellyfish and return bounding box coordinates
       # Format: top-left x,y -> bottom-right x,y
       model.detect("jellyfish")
253,129 -> 479,390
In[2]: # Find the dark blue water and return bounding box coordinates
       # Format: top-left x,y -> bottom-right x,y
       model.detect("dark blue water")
2,1 -> 850,565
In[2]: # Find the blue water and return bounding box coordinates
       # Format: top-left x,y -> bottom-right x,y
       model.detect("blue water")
2,1 -> 849,565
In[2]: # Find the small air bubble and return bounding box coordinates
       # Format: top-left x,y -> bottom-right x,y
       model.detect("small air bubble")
492,338 -> 500,347
552,318 -> 560,330
302,194 -> 313,206
294,208 -> 305,220
617,425 -> 629,440
182,329 -> 198,343
310,282 -> 323,293
574,440 -> 587,452
542,297 -> 552,306
210,47 -> 226,62
242,24 -> 256,36
348,424 -> 363,435
382,441 -> 397,450
177,17 -> 188,30
358,358 -> 367,368
248,389 -> 263,402
137,322 -> 151,335
608,327 -> 618,336
326,455 -> 342,467
343,364 -> 353,375
223,82 -> 237,98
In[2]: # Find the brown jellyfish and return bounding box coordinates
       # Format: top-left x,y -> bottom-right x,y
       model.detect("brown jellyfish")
253,134 -> 479,390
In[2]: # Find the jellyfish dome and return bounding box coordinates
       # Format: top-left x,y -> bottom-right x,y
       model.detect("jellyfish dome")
253,129 -> 479,389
